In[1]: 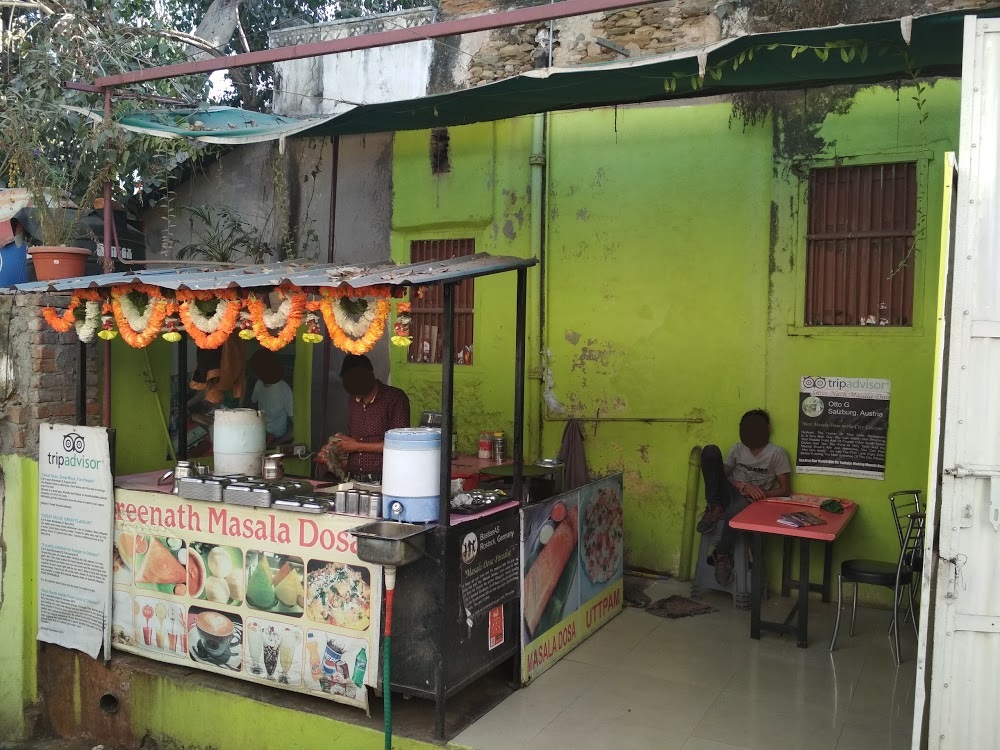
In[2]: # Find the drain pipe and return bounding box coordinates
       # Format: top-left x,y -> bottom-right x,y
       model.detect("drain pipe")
529,113 -> 547,459
678,445 -> 702,581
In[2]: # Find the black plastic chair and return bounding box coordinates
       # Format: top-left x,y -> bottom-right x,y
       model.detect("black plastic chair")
829,512 -> 925,664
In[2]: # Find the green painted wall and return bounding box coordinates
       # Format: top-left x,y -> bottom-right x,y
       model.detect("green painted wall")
390,82 -> 957,596
110,340 -> 175,476
0,455 -> 38,739
391,119 -> 539,452
764,81 -> 959,593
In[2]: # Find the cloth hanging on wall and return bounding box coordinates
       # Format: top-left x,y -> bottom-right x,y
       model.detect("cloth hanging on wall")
557,419 -> 590,490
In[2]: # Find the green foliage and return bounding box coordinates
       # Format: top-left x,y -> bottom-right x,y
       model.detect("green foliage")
0,0 -> 211,237
177,204 -> 273,263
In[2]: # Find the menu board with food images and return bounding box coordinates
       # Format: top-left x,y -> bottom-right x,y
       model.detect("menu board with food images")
520,474 -> 624,683
111,489 -> 382,712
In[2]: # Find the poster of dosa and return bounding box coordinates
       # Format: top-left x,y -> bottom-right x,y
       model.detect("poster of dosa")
520,475 -> 624,683
111,490 -> 382,712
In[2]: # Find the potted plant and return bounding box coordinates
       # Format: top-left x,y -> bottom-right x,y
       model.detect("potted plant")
0,104 -> 121,280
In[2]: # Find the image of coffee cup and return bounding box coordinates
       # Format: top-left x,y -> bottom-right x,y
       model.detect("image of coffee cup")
195,611 -> 235,658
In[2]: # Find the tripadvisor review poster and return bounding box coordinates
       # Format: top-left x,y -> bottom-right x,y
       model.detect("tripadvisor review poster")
796,376 -> 891,479
111,490 -> 382,712
37,424 -> 115,660
520,475 -> 624,683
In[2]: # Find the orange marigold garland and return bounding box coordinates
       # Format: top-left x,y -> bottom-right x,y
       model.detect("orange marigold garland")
177,290 -> 242,349
246,290 -> 306,351
319,296 -> 391,355
111,284 -> 169,349
41,290 -> 103,334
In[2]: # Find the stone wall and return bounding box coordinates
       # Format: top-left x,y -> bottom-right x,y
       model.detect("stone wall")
0,294 -> 100,458
458,0 -> 998,88
464,0 -> 721,87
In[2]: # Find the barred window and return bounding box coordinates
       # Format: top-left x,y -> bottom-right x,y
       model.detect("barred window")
806,163 -> 917,326
408,239 -> 475,364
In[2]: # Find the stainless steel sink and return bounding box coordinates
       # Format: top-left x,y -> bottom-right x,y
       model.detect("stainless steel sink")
350,521 -> 432,567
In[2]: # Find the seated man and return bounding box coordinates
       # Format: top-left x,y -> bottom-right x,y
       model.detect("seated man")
697,409 -> 791,585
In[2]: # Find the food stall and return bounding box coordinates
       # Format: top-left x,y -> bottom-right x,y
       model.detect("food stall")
16,254 -> 540,738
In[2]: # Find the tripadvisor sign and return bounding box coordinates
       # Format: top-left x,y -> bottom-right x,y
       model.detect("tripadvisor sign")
46,431 -> 104,471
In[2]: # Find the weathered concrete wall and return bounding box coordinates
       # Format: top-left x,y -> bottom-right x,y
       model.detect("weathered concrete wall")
270,9 -> 436,117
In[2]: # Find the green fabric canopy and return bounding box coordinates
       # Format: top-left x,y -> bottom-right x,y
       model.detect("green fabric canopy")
104,8 -> 998,142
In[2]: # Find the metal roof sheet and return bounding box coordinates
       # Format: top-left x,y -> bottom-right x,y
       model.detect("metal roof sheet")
9,253 -> 536,294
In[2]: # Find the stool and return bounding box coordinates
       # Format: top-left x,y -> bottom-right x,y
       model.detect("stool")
690,521 -> 762,609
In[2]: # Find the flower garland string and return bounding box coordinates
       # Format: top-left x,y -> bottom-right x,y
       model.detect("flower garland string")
74,301 -> 102,343
111,284 -> 168,348
318,290 -> 390,355
177,289 -> 241,349
246,289 -> 306,351
41,290 -> 103,334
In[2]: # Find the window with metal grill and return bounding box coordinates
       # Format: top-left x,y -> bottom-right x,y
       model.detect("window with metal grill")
409,239 -> 475,364
805,163 -> 917,327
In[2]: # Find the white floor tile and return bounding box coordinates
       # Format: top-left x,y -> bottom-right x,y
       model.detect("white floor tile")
453,592 -> 916,750
525,707 -> 691,750
681,738 -> 751,750
566,666 -> 720,736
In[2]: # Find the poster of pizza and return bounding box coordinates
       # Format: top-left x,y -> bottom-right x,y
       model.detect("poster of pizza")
112,490 -> 381,712
520,474 -> 624,684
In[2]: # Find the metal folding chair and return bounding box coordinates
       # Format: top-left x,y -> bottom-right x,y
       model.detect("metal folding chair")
829,511 -> 925,664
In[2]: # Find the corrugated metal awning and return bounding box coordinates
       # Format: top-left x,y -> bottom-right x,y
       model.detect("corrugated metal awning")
10,253 -> 537,293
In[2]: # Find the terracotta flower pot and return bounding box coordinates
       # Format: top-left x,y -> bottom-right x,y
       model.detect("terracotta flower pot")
29,246 -> 91,281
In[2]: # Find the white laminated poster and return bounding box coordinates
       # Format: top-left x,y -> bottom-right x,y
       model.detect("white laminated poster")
37,424 -> 115,659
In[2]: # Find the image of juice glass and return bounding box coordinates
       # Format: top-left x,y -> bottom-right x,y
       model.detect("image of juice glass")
278,629 -> 298,684
306,634 -> 322,679
247,621 -> 263,675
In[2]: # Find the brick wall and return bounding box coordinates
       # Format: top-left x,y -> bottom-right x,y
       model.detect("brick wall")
0,294 -> 100,458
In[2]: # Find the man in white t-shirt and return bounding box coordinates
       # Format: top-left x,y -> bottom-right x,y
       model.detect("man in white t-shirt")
249,349 -> 294,445
697,409 -> 792,585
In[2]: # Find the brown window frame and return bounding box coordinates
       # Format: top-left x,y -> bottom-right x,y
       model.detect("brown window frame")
804,161 -> 918,327
408,239 -> 475,365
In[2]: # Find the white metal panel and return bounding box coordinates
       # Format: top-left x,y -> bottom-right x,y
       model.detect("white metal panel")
911,153 -> 956,750
927,16 -> 1000,750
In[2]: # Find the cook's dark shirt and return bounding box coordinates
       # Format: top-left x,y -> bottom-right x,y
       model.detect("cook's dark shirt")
346,382 -> 410,475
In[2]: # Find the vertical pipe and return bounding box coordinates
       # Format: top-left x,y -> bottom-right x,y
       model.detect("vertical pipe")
318,135 -> 340,448
76,342 -> 87,426
529,113 -> 547,460
678,445 -> 702,581
177,335 -> 188,461
513,268 -> 527,502
101,87 -> 113,428
439,283 -> 456,523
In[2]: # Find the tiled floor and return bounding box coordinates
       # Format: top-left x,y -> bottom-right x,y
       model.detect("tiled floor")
453,579 -> 917,750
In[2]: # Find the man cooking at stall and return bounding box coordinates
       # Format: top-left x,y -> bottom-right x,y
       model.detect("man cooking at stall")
333,354 -> 411,482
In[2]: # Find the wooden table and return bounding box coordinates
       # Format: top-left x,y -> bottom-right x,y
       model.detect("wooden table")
730,497 -> 857,648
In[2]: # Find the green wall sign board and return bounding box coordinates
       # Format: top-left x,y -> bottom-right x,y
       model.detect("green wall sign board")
796,376 -> 891,480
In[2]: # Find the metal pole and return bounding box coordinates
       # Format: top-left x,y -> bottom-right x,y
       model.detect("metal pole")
76,342 -> 87,426
101,87 -> 113,428
435,282 -> 456,739
94,0 -> 656,87
513,268 -> 527,502
439,283 -> 456,523
318,135 -> 340,451
177,335 -> 188,461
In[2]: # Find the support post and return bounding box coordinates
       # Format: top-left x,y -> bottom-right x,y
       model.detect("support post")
177,335 -> 188,461
318,135 -> 340,451
101,87 -> 113,428
513,268 -> 527,502
435,282 -> 456,739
